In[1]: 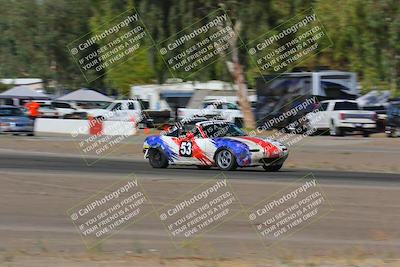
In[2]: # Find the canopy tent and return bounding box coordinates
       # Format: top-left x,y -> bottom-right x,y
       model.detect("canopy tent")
57,89 -> 113,102
0,86 -> 49,99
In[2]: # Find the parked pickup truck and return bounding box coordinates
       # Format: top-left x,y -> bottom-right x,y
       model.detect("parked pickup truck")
177,100 -> 244,127
87,100 -> 171,128
51,101 -> 92,119
307,100 -> 377,137
385,99 -> 400,137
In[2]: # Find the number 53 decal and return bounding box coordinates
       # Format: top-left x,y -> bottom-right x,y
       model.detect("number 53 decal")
179,141 -> 192,157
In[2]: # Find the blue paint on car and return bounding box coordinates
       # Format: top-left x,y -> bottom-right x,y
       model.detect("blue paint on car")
144,136 -> 178,162
211,138 -> 251,166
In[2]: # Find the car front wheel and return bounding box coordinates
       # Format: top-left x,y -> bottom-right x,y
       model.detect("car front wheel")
362,131 -> 370,137
148,149 -> 169,168
215,149 -> 237,171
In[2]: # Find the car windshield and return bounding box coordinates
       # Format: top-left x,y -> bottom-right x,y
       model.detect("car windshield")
0,107 -> 23,116
202,123 -> 246,137
388,104 -> 400,116
333,101 -> 359,110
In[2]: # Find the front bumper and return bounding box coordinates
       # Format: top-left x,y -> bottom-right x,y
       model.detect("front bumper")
250,149 -> 289,166
337,122 -> 376,130
259,154 -> 288,166
0,125 -> 34,133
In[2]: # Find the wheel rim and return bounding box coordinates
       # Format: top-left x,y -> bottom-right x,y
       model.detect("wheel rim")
151,151 -> 162,165
217,150 -> 232,169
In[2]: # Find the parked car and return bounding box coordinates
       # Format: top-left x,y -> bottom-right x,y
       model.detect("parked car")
87,100 -> 171,128
87,100 -> 143,121
178,100 -> 244,127
36,101 -> 59,118
307,100 -> 377,137
385,99 -> 400,137
0,106 -> 34,136
51,101 -> 88,119
143,120 -> 288,171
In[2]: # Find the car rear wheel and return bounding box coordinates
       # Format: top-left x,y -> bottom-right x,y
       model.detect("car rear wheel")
330,121 -> 343,136
263,164 -> 283,171
215,149 -> 237,171
148,149 -> 169,168
394,127 -> 400,137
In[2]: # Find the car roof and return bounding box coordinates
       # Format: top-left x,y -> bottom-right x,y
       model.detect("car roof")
321,100 -> 357,103
196,120 -> 230,127
203,100 -> 232,104
0,105 -> 20,108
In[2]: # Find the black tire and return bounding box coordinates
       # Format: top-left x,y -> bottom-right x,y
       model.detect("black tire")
234,118 -> 243,128
196,165 -> 212,170
394,127 -> 400,137
330,121 -> 344,136
148,149 -> 169,168
362,131 -> 370,137
215,149 -> 237,171
263,164 -> 283,172
27,133 -> 35,136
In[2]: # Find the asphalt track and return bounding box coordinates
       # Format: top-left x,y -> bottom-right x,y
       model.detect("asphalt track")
1,150 -> 400,258
1,152 -> 399,184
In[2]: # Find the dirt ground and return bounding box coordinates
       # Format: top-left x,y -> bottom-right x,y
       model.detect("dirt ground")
2,253 -> 400,267
1,170 -> 400,265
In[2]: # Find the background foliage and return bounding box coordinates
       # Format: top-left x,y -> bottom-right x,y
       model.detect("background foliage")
0,0 -> 398,96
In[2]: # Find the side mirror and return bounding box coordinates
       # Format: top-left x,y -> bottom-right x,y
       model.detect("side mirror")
186,132 -> 194,139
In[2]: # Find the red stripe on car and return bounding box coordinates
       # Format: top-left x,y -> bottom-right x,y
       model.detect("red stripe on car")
239,136 -> 280,158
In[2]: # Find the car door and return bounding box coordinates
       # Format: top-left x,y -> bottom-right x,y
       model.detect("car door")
176,125 -> 209,165
53,102 -> 74,116
116,102 -> 129,120
108,103 -> 122,120
223,102 -> 241,122
127,101 -> 141,122
175,125 -> 196,164
313,102 -> 330,129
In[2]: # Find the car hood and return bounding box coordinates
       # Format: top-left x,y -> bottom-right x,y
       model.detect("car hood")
224,136 -> 287,157
0,116 -> 32,123
39,107 -> 57,112
85,109 -> 108,116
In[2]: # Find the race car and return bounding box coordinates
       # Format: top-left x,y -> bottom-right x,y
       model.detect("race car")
143,120 -> 288,171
